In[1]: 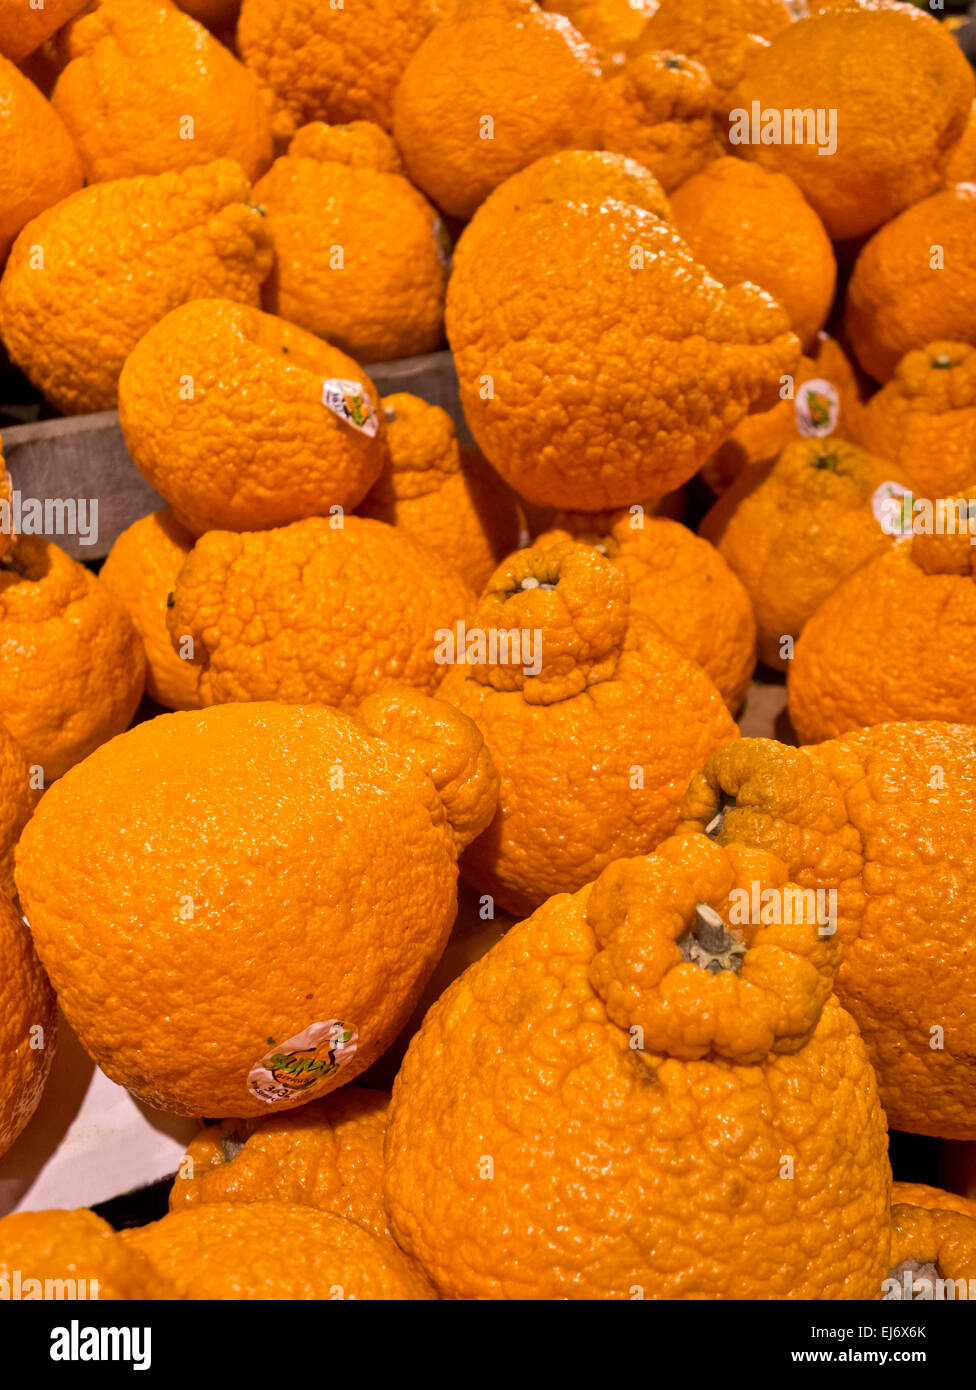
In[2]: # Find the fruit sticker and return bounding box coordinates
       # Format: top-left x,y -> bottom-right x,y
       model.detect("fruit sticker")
871,480 -> 914,536
322,380 -> 379,437
795,378 -> 839,438
248,1020 -> 358,1104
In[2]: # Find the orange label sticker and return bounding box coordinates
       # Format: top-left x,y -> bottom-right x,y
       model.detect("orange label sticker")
322,380 -> 379,437
248,1020 -> 358,1104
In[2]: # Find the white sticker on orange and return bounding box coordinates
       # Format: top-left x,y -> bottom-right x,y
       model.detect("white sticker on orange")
322,380 -> 378,436
871,481 -> 914,536
248,1020 -> 358,1104
795,378 -> 839,437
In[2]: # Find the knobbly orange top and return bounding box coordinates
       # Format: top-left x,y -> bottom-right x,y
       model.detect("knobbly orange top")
539,516 -> 757,709
469,539 -> 630,704
383,828 -> 890,1299
850,342 -> 976,493
169,1088 -> 392,1242
0,159 -> 272,415
587,832 -> 839,1065
886,1204 -> 976,1296
0,537 -> 146,780
438,537 -> 737,914
788,495 -> 976,738
680,723 -> 976,1139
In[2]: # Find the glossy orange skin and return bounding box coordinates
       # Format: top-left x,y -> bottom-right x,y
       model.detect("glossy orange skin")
168,517 -> 473,711
891,1183 -> 976,1222
288,119 -> 405,175
848,342 -> 976,495
846,189 -> 976,383
15,697 -> 496,1116
0,718 -> 37,899
788,533 -> 976,740
806,0 -> 908,10
384,834 -> 891,1300
540,0 -> 651,61
730,8 -> 974,241
393,0 -> 604,220
0,890 -> 56,1158
51,0 -> 272,182
0,537 -> 146,780
602,52 -> 724,192
0,0 -> 87,60
671,157 -> 835,349
703,335 -> 862,495
700,439 -> 898,667
118,300 -> 387,533
535,486 -> 689,539
458,148 -> 672,261
99,508 -> 202,711
681,723 -> 976,1139
361,883 -> 514,1093
0,1209 -> 171,1297
238,0 -> 447,139
170,1087 -> 392,1240
252,127 -> 448,364
944,102 -> 976,184
438,539 -> 737,916
447,196 -> 799,510
539,516 -> 757,710
124,1202 -> 433,1299
703,32 -> 772,95
630,0 -> 793,77
0,54 -> 82,265
0,159 -> 272,415
359,394 -> 521,592
885,1205 -> 976,1297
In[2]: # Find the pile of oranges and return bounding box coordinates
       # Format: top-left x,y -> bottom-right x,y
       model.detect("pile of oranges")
1,0 -> 976,1303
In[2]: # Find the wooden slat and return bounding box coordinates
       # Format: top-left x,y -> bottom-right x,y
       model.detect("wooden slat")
2,412 -> 165,560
